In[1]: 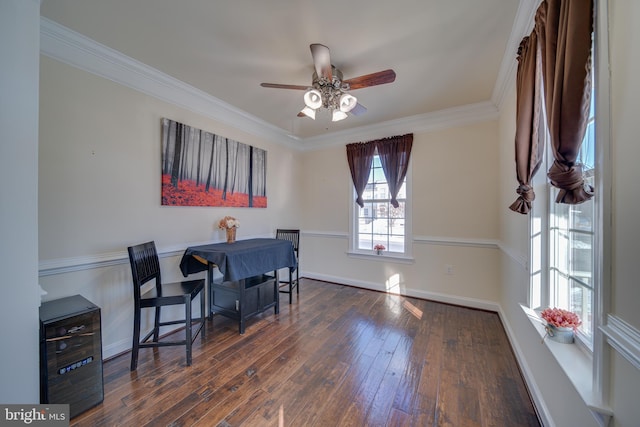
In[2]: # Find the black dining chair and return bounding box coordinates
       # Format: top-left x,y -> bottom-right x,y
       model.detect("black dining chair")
127,241 -> 205,370
275,229 -> 300,304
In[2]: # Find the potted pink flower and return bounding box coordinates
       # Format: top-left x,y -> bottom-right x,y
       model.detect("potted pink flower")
374,244 -> 385,255
540,307 -> 582,343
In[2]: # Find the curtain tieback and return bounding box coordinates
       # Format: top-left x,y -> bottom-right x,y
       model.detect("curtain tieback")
547,160 -> 594,204
509,184 -> 535,214
547,160 -> 585,191
516,184 -> 535,202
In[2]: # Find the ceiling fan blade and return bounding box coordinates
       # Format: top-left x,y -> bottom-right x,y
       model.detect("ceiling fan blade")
310,43 -> 332,81
344,69 -> 396,90
349,103 -> 368,116
260,83 -> 309,90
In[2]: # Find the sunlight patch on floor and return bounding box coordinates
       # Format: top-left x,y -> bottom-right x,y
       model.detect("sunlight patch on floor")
402,300 -> 423,319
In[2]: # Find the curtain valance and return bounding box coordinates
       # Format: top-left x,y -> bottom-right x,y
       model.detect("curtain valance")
346,134 -> 413,208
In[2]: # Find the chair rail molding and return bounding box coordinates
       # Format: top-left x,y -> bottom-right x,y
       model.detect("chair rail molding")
38,235 -> 274,276
601,314 -> 640,372
414,235 -> 500,249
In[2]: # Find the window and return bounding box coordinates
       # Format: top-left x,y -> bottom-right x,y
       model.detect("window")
531,74 -> 596,348
351,152 -> 411,256
525,2 -> 611,411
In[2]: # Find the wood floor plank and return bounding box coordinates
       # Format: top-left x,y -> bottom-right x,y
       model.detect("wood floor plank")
391,299 -> 433,416
191,284 -> 366,426
167,288 -> 350,426
241,303 -> 377,426
70,279 -> 540,427
408,304 -> 446,427
187,310 -> 347,425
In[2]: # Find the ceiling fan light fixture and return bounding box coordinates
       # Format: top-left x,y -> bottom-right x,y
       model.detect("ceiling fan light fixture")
303,89 -> 322,109
339,93 -> 357,112
300,106 -> 316,120
332,110 -> 348,122
261,44 -> 396,123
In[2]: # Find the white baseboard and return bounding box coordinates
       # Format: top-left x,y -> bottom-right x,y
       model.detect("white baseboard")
302,271 -> 500,313
496,306 -> 554,427
103,337 -> 132,361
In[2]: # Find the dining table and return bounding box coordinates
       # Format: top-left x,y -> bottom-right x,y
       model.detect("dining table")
179,238 -> 297,333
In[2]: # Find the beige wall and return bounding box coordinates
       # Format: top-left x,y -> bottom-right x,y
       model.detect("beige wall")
606,1 -> 640,425
609,0 -> 640,330
299,123 -> 501,306
412,122 -> 499,239
39,56 -> 300,260
38,56 -> 302,357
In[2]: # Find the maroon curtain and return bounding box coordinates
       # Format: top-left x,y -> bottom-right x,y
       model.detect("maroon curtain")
510,33 -> 545,214
537,0 -> 594,204
346,142 -> 376,208
376,134 -> 413,208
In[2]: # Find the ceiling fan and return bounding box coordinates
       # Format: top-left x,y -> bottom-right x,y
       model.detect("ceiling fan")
260,44 -> 396,122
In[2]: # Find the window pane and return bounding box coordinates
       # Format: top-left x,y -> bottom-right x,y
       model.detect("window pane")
359,202 -> 374,222
531,50 -> 596,348
571,202 -> 593,232
355,154 -> 407,254
546,106 -> 595,345
358,233 -> 372,250
390,203 -> 405,236
569,279 -> 592,339
571,231 -> 592,286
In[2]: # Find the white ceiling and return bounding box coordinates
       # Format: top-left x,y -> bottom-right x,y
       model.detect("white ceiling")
40,0 -> 536,146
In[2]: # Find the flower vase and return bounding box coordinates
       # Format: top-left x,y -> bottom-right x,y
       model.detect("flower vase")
226,227 -> 236,244
376,249 -> 383,255
545,324 -> 574,344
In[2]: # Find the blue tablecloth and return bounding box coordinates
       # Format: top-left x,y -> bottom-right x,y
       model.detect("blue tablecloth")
179,238 -> 296,282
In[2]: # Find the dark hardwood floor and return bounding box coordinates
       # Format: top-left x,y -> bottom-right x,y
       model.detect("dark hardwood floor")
72,279 -> 540,427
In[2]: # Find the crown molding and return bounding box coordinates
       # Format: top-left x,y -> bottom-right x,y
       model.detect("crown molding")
491,0 -> 540,110
296,101 -> 500,150
40,0 -> 535,151
39,17 -> 298,149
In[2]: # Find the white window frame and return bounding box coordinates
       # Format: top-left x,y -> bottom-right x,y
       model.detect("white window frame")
348,152 -> 413,261
527,0 -> 612,412
530,116 -> 595,352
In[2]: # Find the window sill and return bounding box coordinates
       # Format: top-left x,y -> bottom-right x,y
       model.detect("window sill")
346,251 -> 414,264
520,305 -> 612,426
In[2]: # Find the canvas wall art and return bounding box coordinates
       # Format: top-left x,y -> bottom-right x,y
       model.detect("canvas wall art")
161,118 -> 267,207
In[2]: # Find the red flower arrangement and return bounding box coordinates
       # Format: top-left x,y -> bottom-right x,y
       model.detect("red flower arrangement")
374,244 -> 386,251
540,307 -> 582,331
